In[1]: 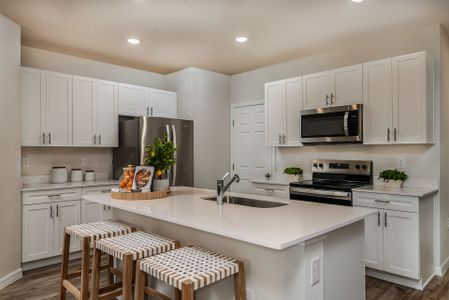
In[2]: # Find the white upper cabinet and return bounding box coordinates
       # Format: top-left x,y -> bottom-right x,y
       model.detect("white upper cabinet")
363,51 -> 433,145
302,71 -> 330,109
265,78 -> 302,146
148,88 -> 177,118
363,59 -> 393,144
392,52 -> 433,144
118,83 -> 149,116
73,76 -> 95,146
95,80 -> 118,147
21,68 -> 46,146
45,72 -> 73,146
330,64 -> 363,106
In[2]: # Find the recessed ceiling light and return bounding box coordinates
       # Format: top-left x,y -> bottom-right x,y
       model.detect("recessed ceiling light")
351,0 -> 364,2
235,36 -> 248,43
127,38 -> 141,45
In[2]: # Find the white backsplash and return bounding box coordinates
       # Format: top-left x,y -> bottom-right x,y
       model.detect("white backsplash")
273,144 -> 438,188
21,147 -> 113,184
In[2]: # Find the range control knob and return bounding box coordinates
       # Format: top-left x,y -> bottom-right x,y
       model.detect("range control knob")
319,163 -> 324,169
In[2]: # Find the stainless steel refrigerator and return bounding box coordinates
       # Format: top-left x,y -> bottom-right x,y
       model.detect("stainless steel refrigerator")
113,116 -> 194,187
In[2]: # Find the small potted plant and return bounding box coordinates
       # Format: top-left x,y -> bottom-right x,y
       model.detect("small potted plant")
379,169 -> 408,188
284,167 -> 304,182
144,136 -> 176,191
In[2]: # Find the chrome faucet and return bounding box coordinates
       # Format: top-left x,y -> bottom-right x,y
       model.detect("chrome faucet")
216,172 -> 240,205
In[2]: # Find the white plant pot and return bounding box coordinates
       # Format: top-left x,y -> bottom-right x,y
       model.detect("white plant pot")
384,180 -> 403,188
153,179 -> 169,191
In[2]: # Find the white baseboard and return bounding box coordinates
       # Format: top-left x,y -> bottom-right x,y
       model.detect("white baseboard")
0,268 -> 22,290
435,256 -> 449,277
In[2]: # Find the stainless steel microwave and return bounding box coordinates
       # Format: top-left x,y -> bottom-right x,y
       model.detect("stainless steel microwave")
300,104 -> 363,144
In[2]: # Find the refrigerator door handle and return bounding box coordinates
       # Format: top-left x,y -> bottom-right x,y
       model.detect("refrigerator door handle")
171,124 -> 177,186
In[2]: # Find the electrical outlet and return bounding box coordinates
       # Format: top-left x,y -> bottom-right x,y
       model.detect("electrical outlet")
81,158 -> 88,166
22,157 -> 30,167
397,158 -> 405,169
311,257 -> 320,286
246,288 -> 255,300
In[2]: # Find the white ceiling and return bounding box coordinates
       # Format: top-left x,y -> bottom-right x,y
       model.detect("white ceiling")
1,0 -> 449,75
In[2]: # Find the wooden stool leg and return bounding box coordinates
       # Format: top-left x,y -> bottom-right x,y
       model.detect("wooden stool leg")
181,280 -> 194,300
108,255 -> 115,284
59,232 -> 71,300
90,247 -> 101,300
234,261 -> 246,300
122,254 -> 134,300
134,262 -> 146,300
80,237 -> 91,300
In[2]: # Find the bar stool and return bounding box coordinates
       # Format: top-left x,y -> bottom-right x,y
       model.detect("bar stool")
90,231 -> 180,300
135,246 -> 246,300
60,220 -> 134,300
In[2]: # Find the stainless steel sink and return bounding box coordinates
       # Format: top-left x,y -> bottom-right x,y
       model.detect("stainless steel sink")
201,196 -> 287,208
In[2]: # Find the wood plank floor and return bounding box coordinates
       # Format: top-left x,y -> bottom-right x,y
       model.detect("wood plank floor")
1,260 -> 449,299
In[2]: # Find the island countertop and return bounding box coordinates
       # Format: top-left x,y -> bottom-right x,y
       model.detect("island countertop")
83,186 -> 375,250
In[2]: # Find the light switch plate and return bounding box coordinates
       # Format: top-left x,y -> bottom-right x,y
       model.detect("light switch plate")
311,257 -> 320,286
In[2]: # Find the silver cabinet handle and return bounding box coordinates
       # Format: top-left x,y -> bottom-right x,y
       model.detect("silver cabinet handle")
48,132 -> 52,144
374,199 -> 390,204
98,134 -> 102,145
282,134 -> 286,144
42,132 -> 46,145
387,128 -> 390,142
93,134 -> 97,145
394,128 -> 397,142
330,93 -> 335,104
377,211 -> 380,227
50,205 -> 53,219
384,212 -> 387,227
325,94 -> 329,106
56,204 -> 59,218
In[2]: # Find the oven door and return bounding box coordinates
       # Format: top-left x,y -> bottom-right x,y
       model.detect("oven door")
301,104 -> 362,143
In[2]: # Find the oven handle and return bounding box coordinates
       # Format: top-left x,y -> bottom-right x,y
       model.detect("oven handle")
343,111 -> 349,136
290,187 -> 351,200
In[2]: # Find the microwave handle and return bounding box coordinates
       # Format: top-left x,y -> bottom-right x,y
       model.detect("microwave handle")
343,111 -> 349,136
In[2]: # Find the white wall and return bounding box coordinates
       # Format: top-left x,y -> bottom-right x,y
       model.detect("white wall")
166,68 -> 231,189
0,14 -> 21,280
230,24 -> 447,268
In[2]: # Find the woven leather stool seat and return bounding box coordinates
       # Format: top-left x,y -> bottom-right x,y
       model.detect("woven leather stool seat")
96,231 -> 177,260
139,246 -> 240,291
65,220 -> 132,241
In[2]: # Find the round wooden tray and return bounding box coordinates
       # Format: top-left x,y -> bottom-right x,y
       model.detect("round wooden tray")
111,189 -> 170,201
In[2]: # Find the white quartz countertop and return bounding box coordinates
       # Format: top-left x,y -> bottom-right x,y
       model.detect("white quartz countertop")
22,180 -> 119,192
352,185 -> 438,197
83,186 -> 375,250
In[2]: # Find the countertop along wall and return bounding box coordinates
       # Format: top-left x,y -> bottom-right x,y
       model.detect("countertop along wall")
0,13 -> 21,284
230,24 -> 446,269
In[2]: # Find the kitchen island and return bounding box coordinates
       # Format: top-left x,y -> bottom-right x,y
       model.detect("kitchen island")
83,186 -> 375,300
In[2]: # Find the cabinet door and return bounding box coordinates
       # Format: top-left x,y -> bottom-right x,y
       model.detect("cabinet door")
363,209 -> 384,270
22,204 -> 54,262
148,89 -> 177,118
96,80 -> 118,147
45,71 -> 73,146
81,200 -> 104,223
284,77 -> 302,146
330,64 -> 362,106
383,210 -> 419,279
54,201 -> 81,255
73,76 -> 95,146
21,68 -> 46,146
363,59 -> 393,144
393,52 -> 432,144
118,83 -> 148,116
265,81 -> 285,146
302,71 -> 330,109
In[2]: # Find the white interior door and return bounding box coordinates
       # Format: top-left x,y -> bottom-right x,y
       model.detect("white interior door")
96,80 -> 118,147
232,104 -> 272,193
73,76 -> 95,146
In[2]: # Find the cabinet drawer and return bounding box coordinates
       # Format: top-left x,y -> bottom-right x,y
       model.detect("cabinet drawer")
23,188 -> 81,205
82,185 -> 115,196
353,191 -> 418,213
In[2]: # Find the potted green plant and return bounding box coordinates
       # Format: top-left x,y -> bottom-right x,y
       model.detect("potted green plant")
379,169 -> 408,188
144,135 -> 176,191
284,167 -> 304,182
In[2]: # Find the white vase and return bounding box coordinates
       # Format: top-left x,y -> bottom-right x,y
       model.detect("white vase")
384,180 -> 403,188
153,179 -> 169,191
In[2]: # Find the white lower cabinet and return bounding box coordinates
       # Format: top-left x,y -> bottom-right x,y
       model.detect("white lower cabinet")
354,190 -> 433,286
